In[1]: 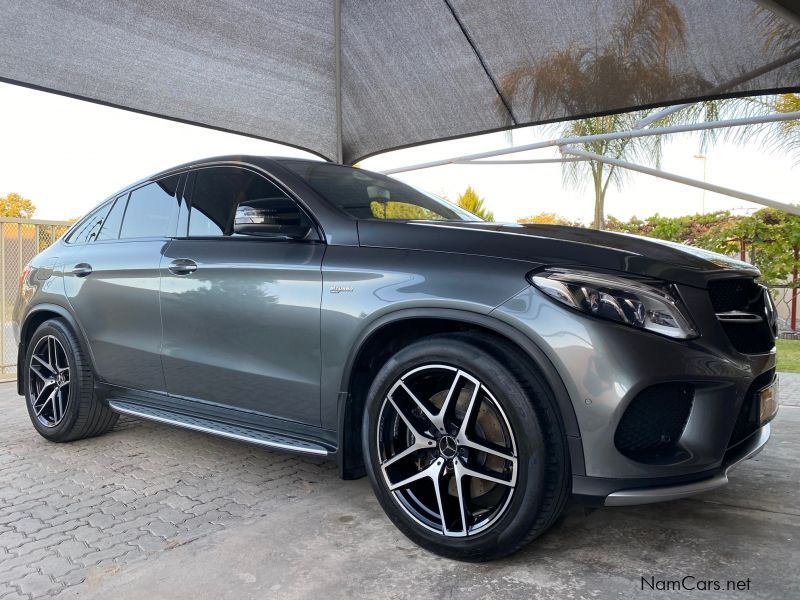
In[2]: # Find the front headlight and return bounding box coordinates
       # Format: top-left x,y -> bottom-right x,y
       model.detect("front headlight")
530,268 -> 698,340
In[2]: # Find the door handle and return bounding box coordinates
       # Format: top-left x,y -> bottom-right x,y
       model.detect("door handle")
72,263 -> 93,277
168,258 -> 198,276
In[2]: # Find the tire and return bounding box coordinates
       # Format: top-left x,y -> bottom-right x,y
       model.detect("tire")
362,332 -> 570,561
23,318 -> 118,442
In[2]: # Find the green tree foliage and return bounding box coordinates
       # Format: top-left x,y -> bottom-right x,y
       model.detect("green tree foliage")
605,211 -> 732,245
0,192 -> 36,218
517,213 -> 581,226
369,201 -> 437,220
456,186 -> 494,221
604,210 -> 800,285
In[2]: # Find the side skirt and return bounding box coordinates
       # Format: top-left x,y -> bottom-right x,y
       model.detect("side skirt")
98,383 -> 336,457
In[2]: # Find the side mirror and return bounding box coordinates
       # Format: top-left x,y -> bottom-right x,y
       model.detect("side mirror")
233,198 -> 315,240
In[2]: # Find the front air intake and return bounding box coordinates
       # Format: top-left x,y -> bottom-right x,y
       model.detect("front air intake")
614,383 -> 694,460
708,278 -> 775,354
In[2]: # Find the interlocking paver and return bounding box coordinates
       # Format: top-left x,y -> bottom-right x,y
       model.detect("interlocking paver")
3,374 -> 794,598
0,383 -> 337,596
52,539 -> 92,561
15,571 -> 60,598
778,372 -> 799,406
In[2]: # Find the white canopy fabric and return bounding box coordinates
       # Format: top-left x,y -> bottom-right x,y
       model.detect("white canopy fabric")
1,0 -> 799,164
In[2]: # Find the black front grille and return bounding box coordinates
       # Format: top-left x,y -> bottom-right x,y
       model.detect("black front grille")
708,278 -> 775,354
615,383 -> 694,460
708,278 -> 763,312
729,369 -> 775,448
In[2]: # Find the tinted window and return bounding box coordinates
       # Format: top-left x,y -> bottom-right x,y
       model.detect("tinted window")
188,167 -> 315,240
65,202 -> 112,244
95,194 -> 127,241
119,176 -> 181,239
278,160 -> 477,221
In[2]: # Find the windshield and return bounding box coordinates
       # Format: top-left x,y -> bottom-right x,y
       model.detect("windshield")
278,160 -> 479,222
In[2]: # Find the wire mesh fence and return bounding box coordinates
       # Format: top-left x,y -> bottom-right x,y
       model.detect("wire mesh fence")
1,217 -> 71,380
768,285 -> 798,340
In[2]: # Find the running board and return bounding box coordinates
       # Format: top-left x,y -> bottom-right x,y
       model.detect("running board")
108,400 -> 329,456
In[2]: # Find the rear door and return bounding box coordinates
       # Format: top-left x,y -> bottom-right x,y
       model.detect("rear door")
63,174 -> 183,392
160,166 -> 325,425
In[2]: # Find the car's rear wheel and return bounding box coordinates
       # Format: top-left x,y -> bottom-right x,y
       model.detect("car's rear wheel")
24,319 -> 118,442
362,332 -> 570,561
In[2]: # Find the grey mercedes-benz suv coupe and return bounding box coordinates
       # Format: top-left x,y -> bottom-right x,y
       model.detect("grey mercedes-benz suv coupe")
14,156 -> 779,560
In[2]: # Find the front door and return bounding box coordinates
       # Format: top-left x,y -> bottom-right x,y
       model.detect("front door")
159,166 -> 325,425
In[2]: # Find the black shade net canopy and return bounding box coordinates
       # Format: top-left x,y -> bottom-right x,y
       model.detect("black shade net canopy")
1,0 -> 799,165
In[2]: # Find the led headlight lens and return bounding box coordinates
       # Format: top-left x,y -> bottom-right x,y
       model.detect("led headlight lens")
530,268 -> 698,339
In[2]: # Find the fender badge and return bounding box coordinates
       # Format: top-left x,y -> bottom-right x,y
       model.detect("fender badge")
330,285 -> 354,294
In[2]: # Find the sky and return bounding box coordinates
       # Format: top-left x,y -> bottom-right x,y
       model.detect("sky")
0,82 -> 797,223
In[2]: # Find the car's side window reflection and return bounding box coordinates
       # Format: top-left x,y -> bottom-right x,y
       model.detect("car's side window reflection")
95,193 -> 127,241
65,203 -> 112,245
118,176 -> 181,240
187,167 -> 315,241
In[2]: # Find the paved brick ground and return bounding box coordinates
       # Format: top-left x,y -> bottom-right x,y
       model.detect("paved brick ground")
0,384 -> 337,599
779,371 -> 800,406
1,374 -> 798,599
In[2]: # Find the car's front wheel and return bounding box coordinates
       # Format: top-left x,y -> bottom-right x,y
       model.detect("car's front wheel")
362,332 -> 570,561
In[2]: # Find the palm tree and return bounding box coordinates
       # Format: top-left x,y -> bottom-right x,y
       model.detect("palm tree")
774,93 -> 800,164
498,0 -> 799,229
456,186 -> 494,221
499,0 -> 710,229
557,112 -> 665,230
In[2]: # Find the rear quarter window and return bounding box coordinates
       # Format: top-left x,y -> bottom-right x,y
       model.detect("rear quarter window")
64,202 -> 112,245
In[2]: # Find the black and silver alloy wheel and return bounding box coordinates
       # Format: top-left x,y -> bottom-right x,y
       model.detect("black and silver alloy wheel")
377,365 -> 518,537
24,319 -> 118,442
364,333 -> 570,561
28,334 -> 71,427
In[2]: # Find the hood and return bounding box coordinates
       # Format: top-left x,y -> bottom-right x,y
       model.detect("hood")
356,221 -> 759,288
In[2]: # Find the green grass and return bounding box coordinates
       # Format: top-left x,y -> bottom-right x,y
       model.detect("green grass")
777,339 -> 800,373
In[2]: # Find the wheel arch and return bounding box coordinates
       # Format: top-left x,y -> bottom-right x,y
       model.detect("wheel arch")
336,308 -> 582,480
17,303 -> 94,395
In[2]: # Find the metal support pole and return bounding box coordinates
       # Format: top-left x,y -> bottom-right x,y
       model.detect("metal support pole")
381,111 -> 800,174
635,50 -> 800,128
333,0 -> 344,164
560,145 -> 800,216
634,103 -> 690,130
455,157 -> 587,165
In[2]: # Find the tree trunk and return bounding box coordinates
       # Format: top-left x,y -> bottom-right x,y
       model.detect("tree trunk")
592,163 -> 604,230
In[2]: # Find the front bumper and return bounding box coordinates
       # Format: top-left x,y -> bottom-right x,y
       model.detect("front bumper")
602,423 -> 770,506
494,282 -> 777,492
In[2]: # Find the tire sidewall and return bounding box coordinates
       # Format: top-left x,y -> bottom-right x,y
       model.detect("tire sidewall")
362,336 -> 547,559
23,320 -> 81,440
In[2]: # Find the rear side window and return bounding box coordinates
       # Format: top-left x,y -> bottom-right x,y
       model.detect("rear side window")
95,193 -> 127,241
65,202 -> 112,244
119,175 -> 181,239
187,167 -> 315,240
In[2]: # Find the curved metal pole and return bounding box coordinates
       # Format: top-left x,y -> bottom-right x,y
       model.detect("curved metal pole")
381,111 -> 800,174
560,145 -> 800,216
